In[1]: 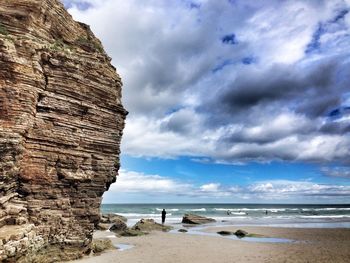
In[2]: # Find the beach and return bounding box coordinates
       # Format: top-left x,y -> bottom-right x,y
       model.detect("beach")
68,204 -> 350,262
69,225 -> 350,263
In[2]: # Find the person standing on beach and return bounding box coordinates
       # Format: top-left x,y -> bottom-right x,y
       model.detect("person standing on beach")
162,209 -> 166,224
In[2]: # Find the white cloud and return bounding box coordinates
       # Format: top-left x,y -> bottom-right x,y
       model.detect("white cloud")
66,0 -> 350,165
109,169 -> 192,193
248,180 -> 350,200
321,166 -> 350,178
200,183 -> 220,192
108,170 -> 350,201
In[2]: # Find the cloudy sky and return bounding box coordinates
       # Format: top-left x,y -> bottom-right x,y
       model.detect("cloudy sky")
63,0 -> 350,203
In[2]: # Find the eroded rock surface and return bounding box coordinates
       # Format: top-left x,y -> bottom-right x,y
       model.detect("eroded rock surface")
132,219 -> 172,233
0,0 -> 127,261
182,214 -> 216,224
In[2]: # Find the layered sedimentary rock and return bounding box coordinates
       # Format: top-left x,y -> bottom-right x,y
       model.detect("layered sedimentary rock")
0,0 -> 127,261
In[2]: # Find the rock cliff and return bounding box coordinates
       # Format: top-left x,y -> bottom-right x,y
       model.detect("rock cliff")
0,0 -> 127,261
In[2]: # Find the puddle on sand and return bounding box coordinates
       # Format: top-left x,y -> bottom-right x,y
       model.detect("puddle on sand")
171,227 -> 294,243
115,243 -> 134,251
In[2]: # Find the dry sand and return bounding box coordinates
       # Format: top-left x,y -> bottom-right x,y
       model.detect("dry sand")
68,226 -> 350,263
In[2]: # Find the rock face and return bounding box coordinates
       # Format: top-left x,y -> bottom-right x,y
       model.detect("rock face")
182,214 -> 216,224
0,0 -> 127,261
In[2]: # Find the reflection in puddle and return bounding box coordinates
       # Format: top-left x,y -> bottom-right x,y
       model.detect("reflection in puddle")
115,243 -> 134,251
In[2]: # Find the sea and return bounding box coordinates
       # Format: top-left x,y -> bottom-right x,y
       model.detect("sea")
101,203 -> 350,228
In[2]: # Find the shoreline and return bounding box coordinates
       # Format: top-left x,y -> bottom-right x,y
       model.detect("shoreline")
68,224 -> 350,263
102,203 -> 350,229
124,216 -> 350,229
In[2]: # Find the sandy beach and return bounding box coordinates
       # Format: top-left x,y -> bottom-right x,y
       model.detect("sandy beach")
68,225 -> 350,263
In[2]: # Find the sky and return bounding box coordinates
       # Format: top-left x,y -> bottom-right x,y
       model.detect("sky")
63,0 -> 350,204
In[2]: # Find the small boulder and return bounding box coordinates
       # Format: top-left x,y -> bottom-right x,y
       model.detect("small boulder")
120,229 -> 146,237
101,213 -> 127,224
234,229 -> 248,238
182,214 -> 216,224
95,223 -> 110,231
217,230 -> 233,236
132,219 -> 172,232
109,218 -> 127,233
91,239 -> 114,254
178,229 -> 188,233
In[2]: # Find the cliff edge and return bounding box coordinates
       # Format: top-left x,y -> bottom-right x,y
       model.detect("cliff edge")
0,0 -> 127,261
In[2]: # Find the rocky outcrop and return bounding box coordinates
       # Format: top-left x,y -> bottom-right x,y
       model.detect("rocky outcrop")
90,239 -> 114,255
109,219 -> 127,233
234,229 -> 248,238
96,214 -> 127,231
114,219 -> 172,237
0,0 -> 127,261
132,219 -> 172,233
217,230 -> 233,236
182,214 -> 216,224
100,213 -> 127,223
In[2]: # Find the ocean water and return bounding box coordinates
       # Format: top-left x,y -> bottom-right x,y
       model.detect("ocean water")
101,203 -> 350,228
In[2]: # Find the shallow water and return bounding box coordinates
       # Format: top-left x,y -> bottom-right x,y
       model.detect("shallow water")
170,225 -> 294,243
115,243 -> 134,251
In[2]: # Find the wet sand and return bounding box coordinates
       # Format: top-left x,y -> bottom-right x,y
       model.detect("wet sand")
68,226 -> 350,263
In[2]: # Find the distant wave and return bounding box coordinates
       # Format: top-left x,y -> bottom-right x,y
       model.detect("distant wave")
302,208 -> 350,211
214,208 -> 287,212
185,208 -> 206,212
213,208 -> 232,211
230,212 -> 247,215
156,208 -> 179,212
117,213 -> 172,217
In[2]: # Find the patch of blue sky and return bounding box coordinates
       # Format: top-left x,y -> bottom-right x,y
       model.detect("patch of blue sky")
305,9 -> 349,54
212,59 -> 235,73
329,108 -> 342,117
179,0 -> 201,10
213,56 -> 256,72
330,9 -> 349,23
327,105 -> 350,120
190,2 -> 201,9
165,106 -> 185,116
241,56 -> 256,65
305,23 -> 325,54
121,155 -> 328,187
221,34 -> 237,45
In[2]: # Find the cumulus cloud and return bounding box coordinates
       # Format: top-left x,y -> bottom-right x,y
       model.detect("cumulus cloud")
65,0 -> 350,165
109,170 -> 350,200
109,169 -> 193,193
200,183 -> 220,192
